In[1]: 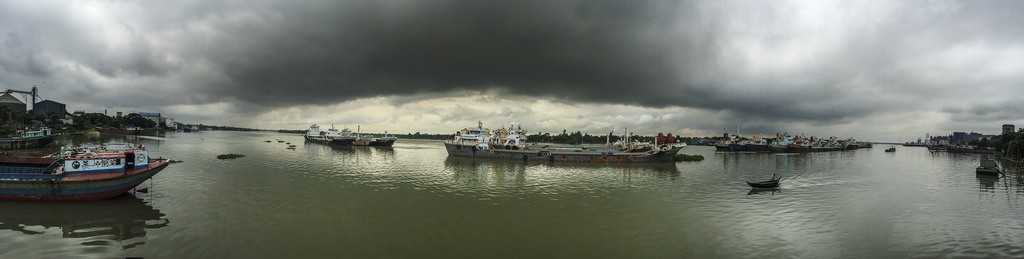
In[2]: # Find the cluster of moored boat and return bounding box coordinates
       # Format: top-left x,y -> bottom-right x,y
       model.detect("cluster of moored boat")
444,122 -> 685,163
304,124 -> 397,147
715,132 -> 872,153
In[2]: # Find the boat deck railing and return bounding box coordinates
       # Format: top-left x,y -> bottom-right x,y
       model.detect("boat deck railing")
0,166 -> 54,175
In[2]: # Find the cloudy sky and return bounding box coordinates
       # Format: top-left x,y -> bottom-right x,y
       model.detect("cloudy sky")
1,0 -> 1022,141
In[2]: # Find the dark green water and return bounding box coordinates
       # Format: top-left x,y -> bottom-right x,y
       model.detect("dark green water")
2,131 -> 1023,258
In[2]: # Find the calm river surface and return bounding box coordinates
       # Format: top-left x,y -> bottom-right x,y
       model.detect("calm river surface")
2,131 -> 1024,258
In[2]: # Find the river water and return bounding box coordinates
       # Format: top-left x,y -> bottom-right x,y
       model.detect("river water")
2,131 -> 1023,258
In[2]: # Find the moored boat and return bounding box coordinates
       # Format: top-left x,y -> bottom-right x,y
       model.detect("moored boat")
304,124 -> 331,144
354,136 -> 397,146
0,127 -> 55,150
0,143 -> 170,201
976,158 -> 1001,176
325,125 -> 356,146
353,129 -> 397,147
444,122 -> 683,163
306,124 -> 359,145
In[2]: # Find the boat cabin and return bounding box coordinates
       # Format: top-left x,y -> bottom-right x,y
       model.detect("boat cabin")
306,124 -> 322,138
61,144 -> 149,174
452,121 -> 529,150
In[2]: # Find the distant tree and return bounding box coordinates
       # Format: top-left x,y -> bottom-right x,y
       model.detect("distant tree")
122,113 -> 157,128
1000,131 -> 1024,162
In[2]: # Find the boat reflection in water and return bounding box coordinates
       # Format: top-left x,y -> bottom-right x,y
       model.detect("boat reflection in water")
442,156 -> 681,189
747,188 -> 782,196
977,174 -> 999,191
0,195 -> 168,252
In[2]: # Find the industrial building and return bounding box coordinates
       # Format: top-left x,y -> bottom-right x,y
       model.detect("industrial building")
0,93 -> 26,112
32,100 -> 66,119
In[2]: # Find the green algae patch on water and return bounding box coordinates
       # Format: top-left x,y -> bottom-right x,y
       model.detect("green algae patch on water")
675,154 -> 704,162
217,154 -> 246,160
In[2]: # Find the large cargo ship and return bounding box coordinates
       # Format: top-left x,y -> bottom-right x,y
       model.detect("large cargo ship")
305,124 -> 357,145
444,122 -> 683,163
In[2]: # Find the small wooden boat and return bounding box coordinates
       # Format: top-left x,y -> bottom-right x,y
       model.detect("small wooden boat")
976,158 -> 1001,176
746,174 -> 781,188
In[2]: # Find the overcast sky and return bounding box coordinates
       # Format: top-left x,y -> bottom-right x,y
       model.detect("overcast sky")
1,0 -> 1022,141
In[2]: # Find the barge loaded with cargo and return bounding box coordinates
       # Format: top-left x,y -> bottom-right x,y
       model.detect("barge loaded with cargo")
444,122 -> 683,163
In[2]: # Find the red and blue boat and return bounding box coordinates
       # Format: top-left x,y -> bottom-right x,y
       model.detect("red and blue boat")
0,144 -> 169,201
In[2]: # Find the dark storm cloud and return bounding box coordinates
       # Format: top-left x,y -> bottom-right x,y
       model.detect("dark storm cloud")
1,0 -> 1023,128
189,0 -> 1024,121
191,0 -> 698,109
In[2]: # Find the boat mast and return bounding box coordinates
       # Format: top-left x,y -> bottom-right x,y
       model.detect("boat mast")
607,129 -> 612,146
624,127 -> 629,144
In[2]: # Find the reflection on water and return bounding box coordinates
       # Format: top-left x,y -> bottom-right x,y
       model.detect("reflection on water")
6,132 -> 1024,257
442,156 -> 681,189
443,157 -> 529,187
747,188 -> 781,196
978,175 -> 1000,190
37,133 -> 169,154
0,195 -> 168,255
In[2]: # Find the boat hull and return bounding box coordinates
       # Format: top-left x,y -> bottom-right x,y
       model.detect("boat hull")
0,160 -> 169,201
789,146 -> 846,153
329,138 -> 355,146
769,145 -> 789,153
354,139 -> 396,146
976,167 -> 1000,176
744,144 -> 770,152
746,180 -> 780,189
0,135 -> 55,150
728,143 -> 745,152
444,143 -> 683,163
